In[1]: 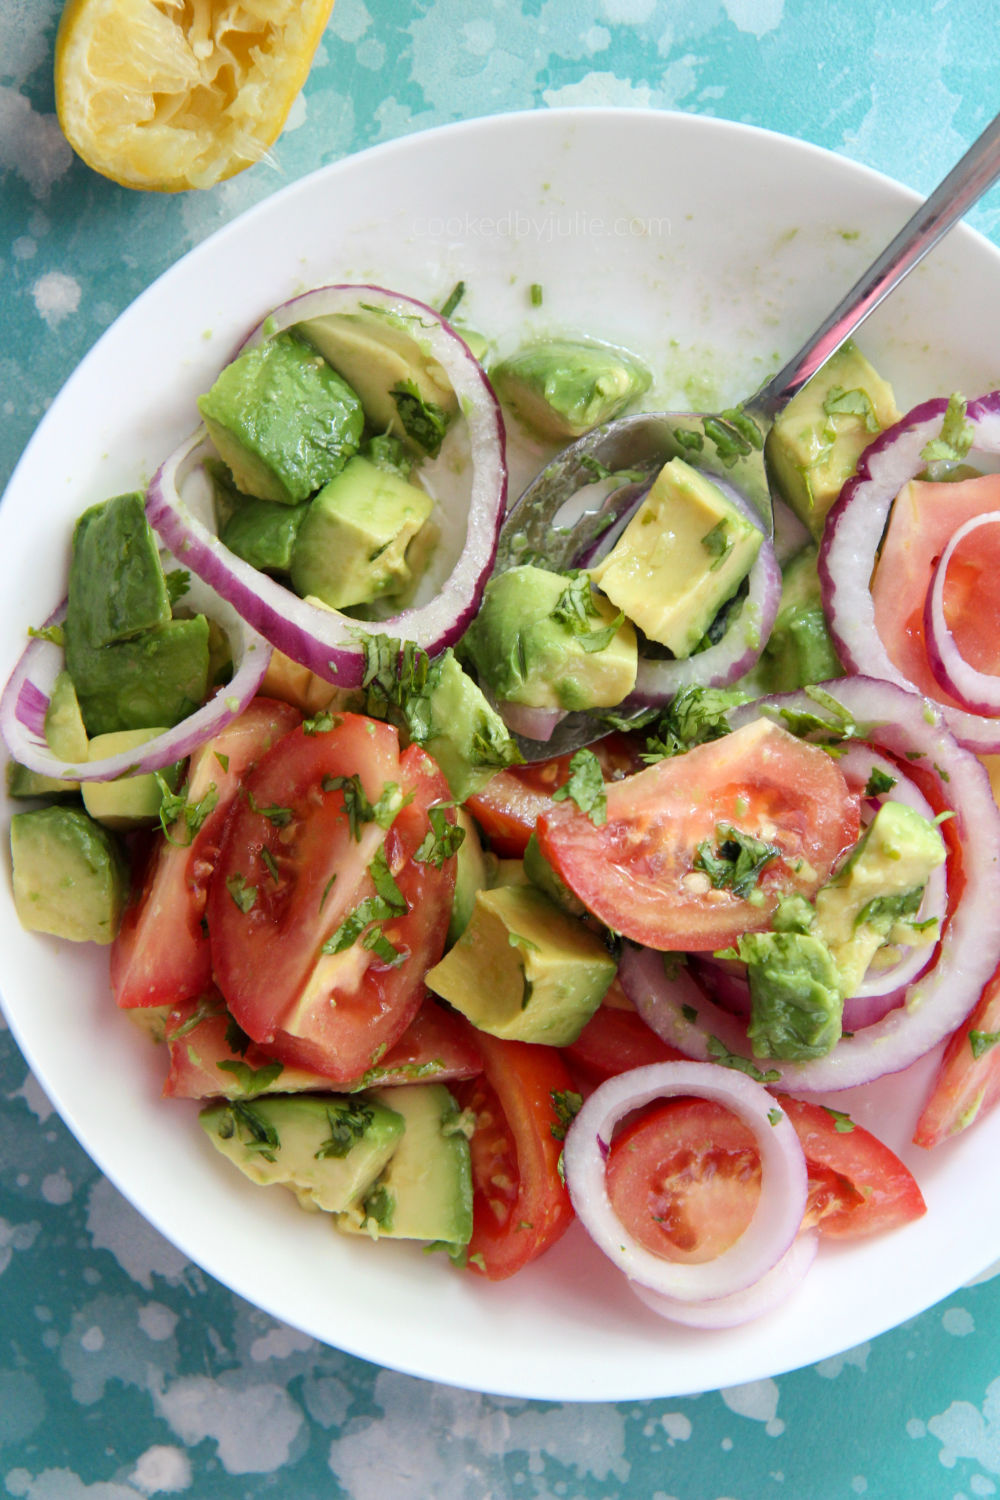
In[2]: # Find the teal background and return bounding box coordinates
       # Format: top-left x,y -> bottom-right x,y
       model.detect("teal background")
4,1 -> 1000,1495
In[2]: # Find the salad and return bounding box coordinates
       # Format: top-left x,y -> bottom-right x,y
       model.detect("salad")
5,278 -> 1000,1333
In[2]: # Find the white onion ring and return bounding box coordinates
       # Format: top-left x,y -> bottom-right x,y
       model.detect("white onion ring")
497,701 -> 567,742
562,1061 -> 808,1303
146,285 -> 508,687
622,676 -> 1000,1092
820,392 -> 1000,752
630,1231 -> 819,1329
0,573 -> 271,782
924,510 -> 1000,714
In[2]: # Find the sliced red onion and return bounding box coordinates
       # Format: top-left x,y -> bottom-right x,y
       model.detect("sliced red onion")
0,572 -> 271,782
924,510 -> 1000,715
146,285 -> 508,687
497,701 -> 567,742
623,676 -> 1000,1092
562,1061 -> 808,1303
820,392 -> 1000,752
630,1231 -> 818,1329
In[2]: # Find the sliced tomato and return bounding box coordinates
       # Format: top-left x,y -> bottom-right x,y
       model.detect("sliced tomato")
110,697 -> 302,1010
466,733 -> 641,857
162,992 -> 482,1099
913,956 -> 1000,1149
208,716 -> 456,1081
451,1032 -> 576,1280
871,473 -> 1000,705
536,719 -> 859,952
605,1091 -> 924,1261
561,995 -> 686,1087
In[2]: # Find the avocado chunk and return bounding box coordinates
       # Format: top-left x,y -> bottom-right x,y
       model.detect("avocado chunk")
197,330 -> 365,505
81,728 -> 180,829
466,565 -> 637,712
296,310 -> 458,453
335,1084 -> 472,1247
69,492 -> 172,649
66,613 -> 212,737
425,883 -> 615,1045
765,340 -> 900,540
6,761 -> 80,800
10,805 -> 128,943
489,337 -> 651,441
447,808 -> 494,945
741,929 -> 844,1061
290,456 -> 434,610
199,1093 -> 405,1213
405,649 -> 522,803
523,830 -> 587,917
6,672 -> 89,799
754,545 -> 843,693
590,458 -> 763,657
219,493 -> 310,573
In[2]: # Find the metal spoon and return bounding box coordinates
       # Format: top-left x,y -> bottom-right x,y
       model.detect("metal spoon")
495,109 -> 1000,760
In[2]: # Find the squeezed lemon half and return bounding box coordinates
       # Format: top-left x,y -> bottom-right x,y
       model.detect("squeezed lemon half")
54,0 -> 336,192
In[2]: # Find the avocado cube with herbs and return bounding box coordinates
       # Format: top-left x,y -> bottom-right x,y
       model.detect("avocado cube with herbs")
413,649 -> 522,803
590,458 -> 763,657
199,1094 -> 405,1214
290,456 -> 434,610
425,883 -> 615,1046
11,805 -> 128,944
468,565 -> 637,712
489,338 -> 651,441
66,613 -> 212,737
764,340 -> 900,540
335,1084 -> 472,1247
198,331 -> 365,506
69,492 -> 172,649
81,728 -> 179,830
743,929 -> 844,1061
755,544 -> 843,693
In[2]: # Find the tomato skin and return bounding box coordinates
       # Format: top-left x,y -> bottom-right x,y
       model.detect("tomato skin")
110,698 -> 302,1010
208,718 -> 456,1081
914,957 -> 1000,1149
537,720 -> 859,952
452,1032 -> 576,1280
561,998 -> 686,1087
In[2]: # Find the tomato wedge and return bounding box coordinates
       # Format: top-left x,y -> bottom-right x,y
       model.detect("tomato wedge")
913,956 -> 1000,1149
110,698 -> 301,1010
208,714 -> 456,1081
537,719 -> 859,951
452,1032 -> 576,1279
561,994 -> 685,1086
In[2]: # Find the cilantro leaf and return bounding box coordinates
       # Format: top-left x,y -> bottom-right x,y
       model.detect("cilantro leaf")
414,803 -> 466,869
921,393 -> 974,466
551,748 -> 607,824
391,379 -> 450,457
823,385 -> 879,432
314,1100 -> 376,1159
694,823 -> 780,898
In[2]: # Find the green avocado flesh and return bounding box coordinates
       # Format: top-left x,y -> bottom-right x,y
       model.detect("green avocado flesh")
10,805 -> 128,944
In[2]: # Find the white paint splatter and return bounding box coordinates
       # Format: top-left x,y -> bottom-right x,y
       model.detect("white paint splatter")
86,1177 -> 190,1290
944,1306 -> 976,1338
249,1323 -> 316,1363
661,1412 -> 692,1443
543,71 -> 655,109
31,271 -> 81,329
153,1374 -> 305,1476
462,19 -> 496,55
814,1341 -> 871,1379
138,1304 -> 178,1343
0,87 -> 73,197
10,1071 -> 54,1122
722,0 -> 784,37
600,0 -> 657,21
971,1476 -> 998,1496
80,1326 -> 105,1353
40,1168 -> 73,1205
0,0 -> 59,85
719,1378 -> 785,1436
328,0 -> 372,43
927,1376 -> 1000,1473
0,1216 -> 41,1276
128,1446 -> 192,1496
3,1469 -> 146,1499
583,25 -> 611,52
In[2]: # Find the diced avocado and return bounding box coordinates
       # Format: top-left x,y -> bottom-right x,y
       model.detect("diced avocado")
447,808 -> 494,945
741,929 -> 844,1061
220,494 -> 310,573
410,649 -> 522,802
45,671 -> 89,763
296,309 -> 458,452
361,433 -> 414,480
10,805 -> 128,943
290,456 -> 434,610
66,613 -> 212,736
453,325 -> 489,362
523,830 -> 587,917
6,761 -> 80,800
336,1084 -> 472,1247
765,340 -> 900,540
813,800 -> 946,996
590,458 -> 763,657
199,1093 -> 405,1214
69,492 -> 172,649
466,565 -> 637,712
197,331 -> 365,505
425,883 -> 615,1045
81,728 -> 179,829
489,337 -> 651,441
755,545 -> 843,693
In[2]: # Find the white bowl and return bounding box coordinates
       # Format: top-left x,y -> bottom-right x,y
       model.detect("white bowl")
2,107 -> 999,1402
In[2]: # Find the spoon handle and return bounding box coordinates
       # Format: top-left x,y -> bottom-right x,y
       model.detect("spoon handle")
749,109 -> 1000,422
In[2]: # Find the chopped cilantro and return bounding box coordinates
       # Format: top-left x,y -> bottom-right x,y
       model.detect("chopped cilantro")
529,282 -> 544,307
970,1029 -> 1000,1061
28,623 -> 65,646
702,414 -> 753,463
694,824 -> 780,898
921,393 -> 974,465
322,846 -> 408,956
260,846 -> 280,885
314,1100 -> 375,1159
821,1105 -> 856,1133
225,872 -> 257,913
156,778 -> 219,845
551,747 -> 607,824
864,766 -> 897,798
216,1058 -> 284,1097
323,772 -> 403,840
391,379 -> 451,457
246,791 -> 293,827
706,1034 -> 781,1084
215,1099 -> 280,1161
166,995 -> 221,1042
767,1106 -> 784,1126
303,709 -> 337,735
414,803 -> 466,869
719,406 -> 764,451
823,385 -> 879,432
164,568 -> 192,607
638,685 -> 740,763
439,280 -> 466,320
701,518 -> 733,569
550,1089 -> 583,1141
551,571 -> 625,653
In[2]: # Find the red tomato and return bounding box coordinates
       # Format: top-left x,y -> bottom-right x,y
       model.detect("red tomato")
871,473 -> 1000,705
605,1092 -> 925,1261
536,719 -> 859,952
452,1032 -> 576,1279
913,956 -> 1000,1149
561,997 -> 686,1087
110,698 -> 301,1010
466,733 -> 641,857
208,716 -> 456,1081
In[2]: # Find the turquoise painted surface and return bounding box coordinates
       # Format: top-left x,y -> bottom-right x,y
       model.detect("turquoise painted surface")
4,0 -> 1000,1494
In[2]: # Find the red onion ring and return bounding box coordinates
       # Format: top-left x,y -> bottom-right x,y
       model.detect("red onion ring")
146,285 -> 508,688
622,676 -> 1000,1092
562,1061 -> 808,1303
0,574 -> 271,782
629,1231 -> 818,1329
820,392 -> 1000,752
924,510 -> 1000,715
